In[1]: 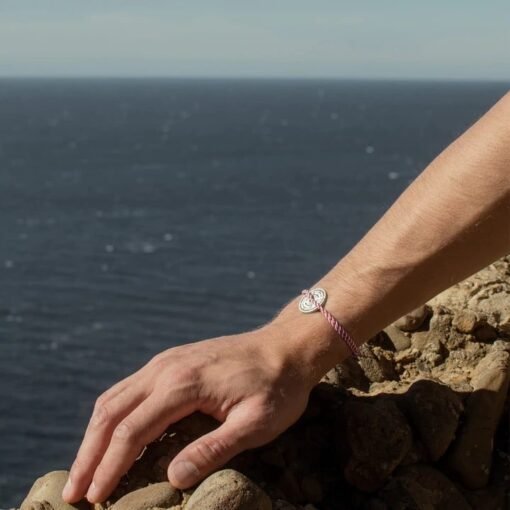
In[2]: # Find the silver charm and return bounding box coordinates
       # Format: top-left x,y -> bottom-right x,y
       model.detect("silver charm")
299,287 -> 328,313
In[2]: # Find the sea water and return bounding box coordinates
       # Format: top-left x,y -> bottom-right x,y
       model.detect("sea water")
0,78 -> 507,506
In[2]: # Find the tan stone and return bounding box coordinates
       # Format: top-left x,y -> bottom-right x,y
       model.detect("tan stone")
357,348 -> 397,383
453,310 -> 480,333
20,471 -> 89,510
410,330 -> 446,367
111,482 -> 180,510
184,470 -> 271,510
393,305 -> 431,332
320,358 -> 370,392
499,315 -> 510,334
411,330 -> 442,352
383,325 -> 411,351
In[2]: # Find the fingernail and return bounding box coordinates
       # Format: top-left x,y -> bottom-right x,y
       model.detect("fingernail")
170,461 -> 200,487
86,481 -> 100,502
62,477 -> 73,500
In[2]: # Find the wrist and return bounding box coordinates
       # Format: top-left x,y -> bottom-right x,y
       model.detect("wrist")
261,296 -> 353,387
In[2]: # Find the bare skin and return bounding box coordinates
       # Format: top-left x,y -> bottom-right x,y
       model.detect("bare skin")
62,91 -> 510,504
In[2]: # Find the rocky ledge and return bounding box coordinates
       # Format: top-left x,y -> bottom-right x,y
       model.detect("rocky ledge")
18,257 -> 510,509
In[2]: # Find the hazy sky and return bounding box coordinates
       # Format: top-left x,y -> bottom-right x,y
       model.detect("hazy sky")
1,0 -> 509,80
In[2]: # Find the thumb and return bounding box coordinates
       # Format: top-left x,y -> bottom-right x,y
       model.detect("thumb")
167,410 -> 260,489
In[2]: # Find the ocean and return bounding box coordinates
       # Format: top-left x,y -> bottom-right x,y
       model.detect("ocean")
0,78 -> 507,506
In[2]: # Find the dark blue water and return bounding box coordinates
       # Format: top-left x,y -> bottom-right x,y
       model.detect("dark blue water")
0,78 -> 507,506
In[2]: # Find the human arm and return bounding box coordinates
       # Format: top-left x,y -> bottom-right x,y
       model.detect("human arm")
62,91 -> 510,504
274,90 -> 510,364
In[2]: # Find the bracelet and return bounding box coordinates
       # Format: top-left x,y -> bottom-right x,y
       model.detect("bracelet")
299,287 -> 362,359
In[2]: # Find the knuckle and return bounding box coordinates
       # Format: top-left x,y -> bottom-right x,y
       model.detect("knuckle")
193,435 -> 230,464
157,368 -> 200,397
148,350 -> 173,369
94,393 -> 108,409
113,419 -> 139,444
247,400 -> 279,437
149,353 -> 164,367
92,464 -> 108,486
70,457 -> 84,479
171,367 -> 196,384
90,401 -> 110,428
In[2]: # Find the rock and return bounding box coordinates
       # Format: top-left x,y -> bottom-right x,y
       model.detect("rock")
320,358 -> 369,392
20,471 -> 89,510
446,347 -> 510,489
276,469 -> 303,504
428,310 -> 469,350
411,330 -> 441,352
401,379 -> 463,461
152,455 -> 172,481
184,470 -> 271,510
393,305 -> 431,332
467,283 -> 510,328
357,348 -> 397,383
18,257 -> 510,510
299,475 -> 323,504
410,330 -> 445,366
474,323 -> 498,342
24,503 -> 53,510
364,499 -> 388,510
461,484 -> 507,510
499,315 -> 510,334
380,464 -> 471,510
259,449 -> 286,469
394,348 -> 420,366
399,439 -> 427,466
378,477 -> 429,509
383,325 -> 411,351
340,398 -> 412,491
453,310 -> 480,333
443,328 -> 466,350
110,482 -> 180,510
273,501 -> 296,510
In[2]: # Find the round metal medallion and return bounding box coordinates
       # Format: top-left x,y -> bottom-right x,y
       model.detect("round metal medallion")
299,287 -> 328,313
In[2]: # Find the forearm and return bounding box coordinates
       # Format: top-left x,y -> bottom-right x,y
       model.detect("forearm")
61,93 -> 510,501
270,92 -> 510,382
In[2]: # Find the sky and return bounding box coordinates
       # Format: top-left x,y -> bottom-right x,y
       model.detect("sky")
0,0 -> 509,81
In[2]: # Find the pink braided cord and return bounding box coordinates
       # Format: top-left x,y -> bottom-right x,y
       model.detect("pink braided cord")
301,289 -> 362,359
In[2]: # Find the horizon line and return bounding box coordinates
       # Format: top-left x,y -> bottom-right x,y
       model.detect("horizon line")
0,74 -> 509,84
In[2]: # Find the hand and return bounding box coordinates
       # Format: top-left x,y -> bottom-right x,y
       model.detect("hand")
61,318 -> 338,504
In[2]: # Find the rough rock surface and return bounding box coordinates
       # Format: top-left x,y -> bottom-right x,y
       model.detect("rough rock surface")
379,464 -> 472,509
110,483 -> 180,510
20,471 -> 89,510
393,305 -> 432,332
340,399 -> 412,491
446,345 -> 510,489
400,378 -> 463,462
17,257 -> 510,509
184,470 -> 272,510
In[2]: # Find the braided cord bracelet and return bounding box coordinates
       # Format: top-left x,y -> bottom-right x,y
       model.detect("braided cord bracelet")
299,287 -> 362,359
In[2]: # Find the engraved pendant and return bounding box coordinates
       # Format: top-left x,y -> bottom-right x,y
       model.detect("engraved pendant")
299,287 -> 328,313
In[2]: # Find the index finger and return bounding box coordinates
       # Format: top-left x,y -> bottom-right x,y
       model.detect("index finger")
62,376 -> 147,503
85,387 -> 198,503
